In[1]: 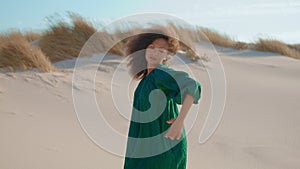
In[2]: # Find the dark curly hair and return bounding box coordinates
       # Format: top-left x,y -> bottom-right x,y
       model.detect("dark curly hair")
126,28 -> 179,79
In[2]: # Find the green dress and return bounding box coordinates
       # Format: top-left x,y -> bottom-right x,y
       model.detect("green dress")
124,64 -> 201,169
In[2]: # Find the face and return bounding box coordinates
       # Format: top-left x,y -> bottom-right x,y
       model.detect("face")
145,38 -> 170,67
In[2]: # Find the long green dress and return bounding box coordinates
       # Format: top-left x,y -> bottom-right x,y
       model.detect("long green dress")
124,64 -> 201,169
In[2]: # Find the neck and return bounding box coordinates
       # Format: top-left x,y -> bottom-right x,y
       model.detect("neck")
146,63 -> 159,76
146,67 -> 154,76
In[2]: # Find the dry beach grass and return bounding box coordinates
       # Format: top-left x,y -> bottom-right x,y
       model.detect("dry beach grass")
0,13 -> 299,72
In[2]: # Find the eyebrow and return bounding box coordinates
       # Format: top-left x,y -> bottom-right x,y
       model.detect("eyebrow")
153,45 -> 168,49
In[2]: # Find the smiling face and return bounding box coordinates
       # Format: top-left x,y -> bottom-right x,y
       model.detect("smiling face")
145,38 -> 170,68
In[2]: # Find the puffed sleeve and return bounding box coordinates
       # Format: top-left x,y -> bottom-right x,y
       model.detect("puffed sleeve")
153,64 -> 201,105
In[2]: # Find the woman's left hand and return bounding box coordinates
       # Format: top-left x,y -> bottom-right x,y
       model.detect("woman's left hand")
164,118 -> 184,140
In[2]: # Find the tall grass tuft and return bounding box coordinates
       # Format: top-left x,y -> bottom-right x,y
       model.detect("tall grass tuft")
287,44 -> 300,53
199,28 -> 248,50
39,14 -> 97,62
0,32 -> 55,72
254,38 -> 300,59
23,31 -> 43,42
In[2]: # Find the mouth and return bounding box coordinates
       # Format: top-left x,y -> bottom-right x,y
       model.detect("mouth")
149,57 -> 156,61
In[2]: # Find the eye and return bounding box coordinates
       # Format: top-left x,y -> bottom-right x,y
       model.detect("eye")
158,49 -> 168,54
148,44 -> 155,49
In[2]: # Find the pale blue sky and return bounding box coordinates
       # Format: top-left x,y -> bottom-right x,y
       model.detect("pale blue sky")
1,0 -> 299,43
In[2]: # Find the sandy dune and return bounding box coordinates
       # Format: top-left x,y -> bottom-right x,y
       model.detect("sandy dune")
1,46 -> 300,169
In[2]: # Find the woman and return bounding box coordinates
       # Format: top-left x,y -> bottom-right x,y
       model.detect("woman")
124,29 -> 201,169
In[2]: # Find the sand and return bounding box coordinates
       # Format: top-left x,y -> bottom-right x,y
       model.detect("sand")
1,45 -> 300,169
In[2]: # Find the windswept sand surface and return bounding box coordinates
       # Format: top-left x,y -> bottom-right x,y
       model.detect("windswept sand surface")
1,46 -> 300,169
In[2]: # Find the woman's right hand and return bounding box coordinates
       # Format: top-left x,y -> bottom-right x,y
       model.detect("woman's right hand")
165,118 -> 184,140
166,118 -> 176,124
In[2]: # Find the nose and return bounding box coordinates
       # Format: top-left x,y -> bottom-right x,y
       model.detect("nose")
155,48 -> 168,55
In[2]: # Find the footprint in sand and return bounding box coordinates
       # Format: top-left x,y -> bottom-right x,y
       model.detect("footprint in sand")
5,73 -> 17,79
43,146 -> 59,152
0,88 -> 5,94
0,111 -> 17,116
0,110 -> 34,118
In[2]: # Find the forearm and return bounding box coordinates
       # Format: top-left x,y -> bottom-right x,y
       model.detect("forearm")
164,93 -> 194,140
176,93 -> 194,123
